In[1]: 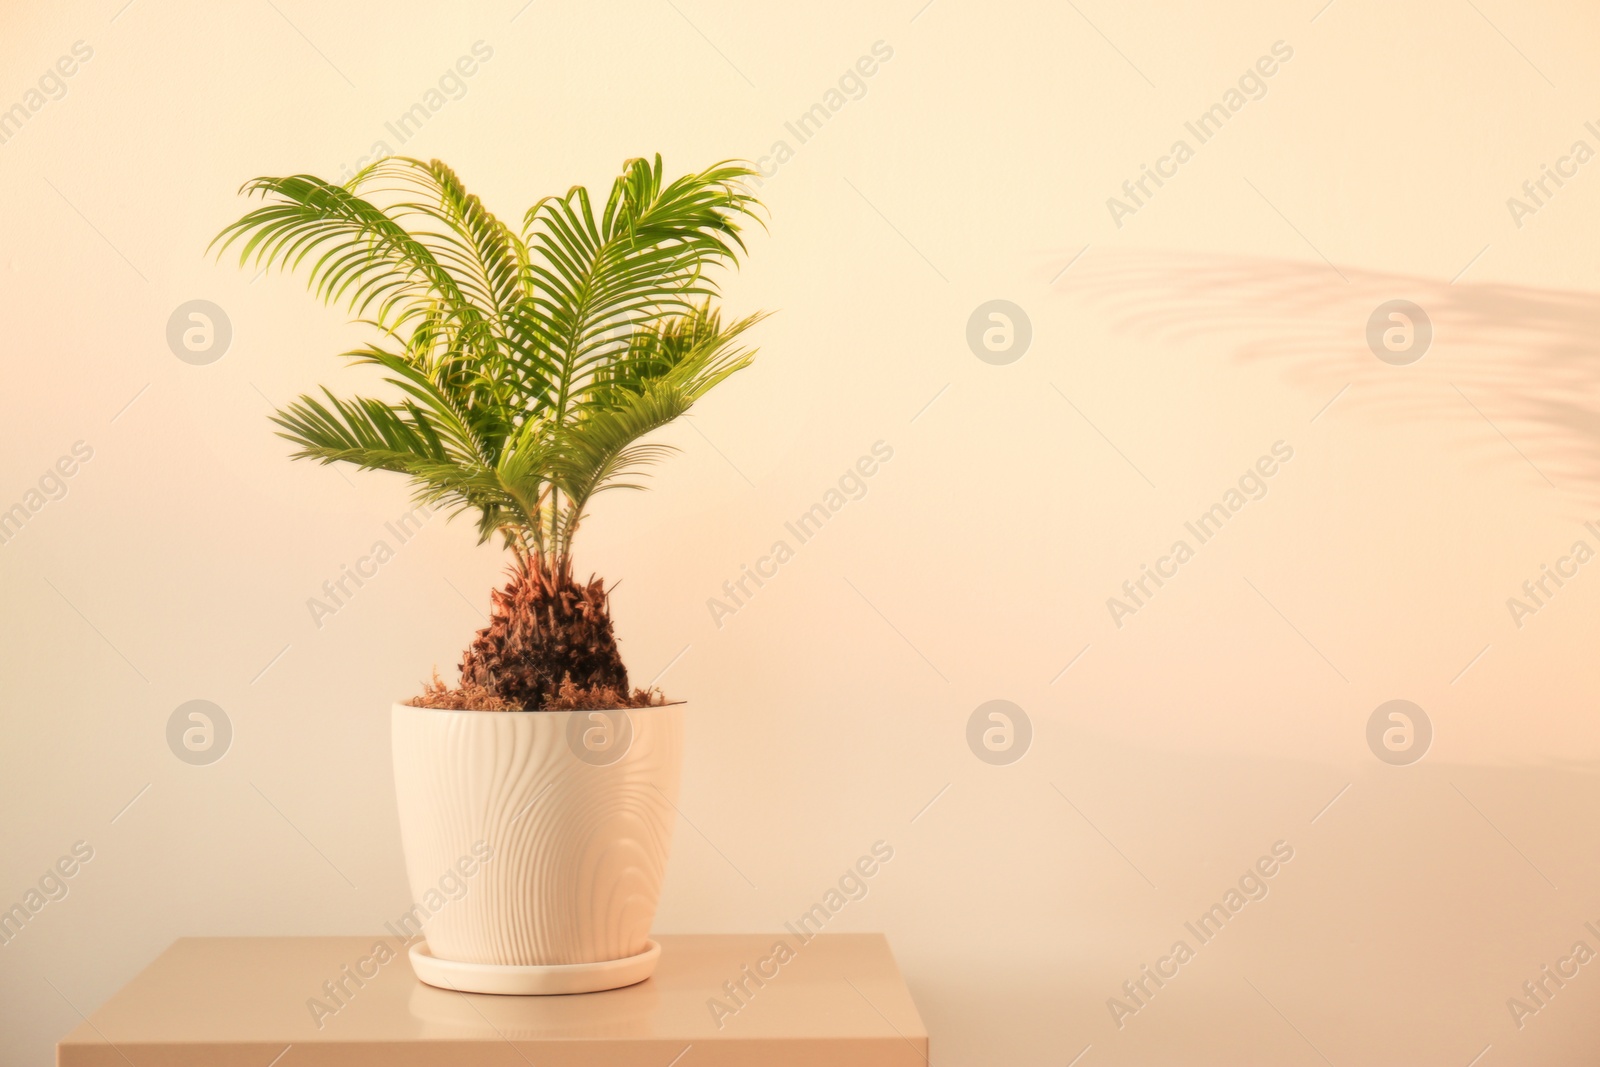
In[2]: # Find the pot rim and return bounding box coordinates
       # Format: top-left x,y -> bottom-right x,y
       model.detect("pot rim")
392,699 -> 686,716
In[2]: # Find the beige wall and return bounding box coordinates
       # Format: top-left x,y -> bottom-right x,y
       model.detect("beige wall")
4,1 -> 1600,1063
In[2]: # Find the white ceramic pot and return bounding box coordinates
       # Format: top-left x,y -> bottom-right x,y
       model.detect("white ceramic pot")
390,702 -> 684,994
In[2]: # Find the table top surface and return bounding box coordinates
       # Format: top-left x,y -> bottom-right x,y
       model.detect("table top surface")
58,933 -> 927,1066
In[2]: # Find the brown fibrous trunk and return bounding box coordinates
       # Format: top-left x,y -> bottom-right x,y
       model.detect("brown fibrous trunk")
457,555 -> 629,710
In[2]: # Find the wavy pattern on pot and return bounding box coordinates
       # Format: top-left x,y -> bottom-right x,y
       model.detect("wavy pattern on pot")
392,705 -> 683,966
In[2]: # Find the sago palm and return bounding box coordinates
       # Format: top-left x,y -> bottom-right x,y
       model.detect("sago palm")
214,154 -> 764,709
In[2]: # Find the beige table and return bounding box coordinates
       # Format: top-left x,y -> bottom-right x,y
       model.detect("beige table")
57,933 -> 928,1066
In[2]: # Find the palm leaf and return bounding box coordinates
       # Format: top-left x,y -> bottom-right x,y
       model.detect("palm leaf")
523,155 -> 761,422
219,154 -> 764,566
547,308 -> 762,554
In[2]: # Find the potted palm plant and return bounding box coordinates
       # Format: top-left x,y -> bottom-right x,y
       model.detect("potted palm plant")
216,155 -> 764,994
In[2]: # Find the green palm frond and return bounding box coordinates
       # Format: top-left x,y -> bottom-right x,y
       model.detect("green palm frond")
360,159 -> 525,322
219,154 -> 764,570
524,156 -> 760,422
211,174 -> 464,327
547,306 -> 762,555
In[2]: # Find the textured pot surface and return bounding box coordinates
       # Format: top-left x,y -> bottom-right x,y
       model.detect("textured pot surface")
391,702 -> 684,967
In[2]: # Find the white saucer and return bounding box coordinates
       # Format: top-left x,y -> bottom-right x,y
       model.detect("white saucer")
409,940 -> 661,995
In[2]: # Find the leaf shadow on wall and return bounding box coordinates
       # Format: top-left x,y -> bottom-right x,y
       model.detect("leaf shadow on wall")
1060,250 -> 1600,507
